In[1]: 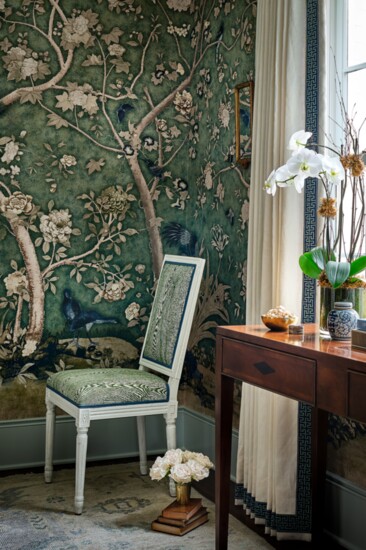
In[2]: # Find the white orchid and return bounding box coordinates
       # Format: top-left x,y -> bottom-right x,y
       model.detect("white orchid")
265,164 -> 296,195
288,130 -> 312,154
287,147 -> 323,178
264,127 -> 366,289
266,132 -> 344,195
264,169 -> 277,195
275,164 -> 294,187
321,155 -> 345,185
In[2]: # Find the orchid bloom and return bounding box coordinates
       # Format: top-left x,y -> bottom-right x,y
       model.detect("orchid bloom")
264,169 -> 277,195
265,165 -> 295,195
275,164 -> 294,187
286,148 -> 323,193
321,155 -> 345,185
288,130 -> 312,154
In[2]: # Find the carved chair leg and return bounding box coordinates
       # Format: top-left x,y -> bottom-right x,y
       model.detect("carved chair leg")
165,415 -> 177,497
74,423 -> 89,515
44,399 -> 55,483
137,416 -> 147,475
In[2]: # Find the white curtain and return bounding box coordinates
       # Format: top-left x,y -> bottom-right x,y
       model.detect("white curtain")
236,0 -> 309,541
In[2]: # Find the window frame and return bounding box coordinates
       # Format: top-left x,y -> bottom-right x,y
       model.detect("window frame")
328,0 -> 366,145
327,0 -> 366,260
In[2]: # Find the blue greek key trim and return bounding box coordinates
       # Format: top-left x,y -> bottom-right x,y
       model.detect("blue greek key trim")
235,402 -> 312,533
302,0 -> 319,323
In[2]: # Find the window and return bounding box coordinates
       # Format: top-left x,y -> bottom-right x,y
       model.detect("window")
345,0 -> 366,151
329,0 -> 366,148
329,0 -> 366,259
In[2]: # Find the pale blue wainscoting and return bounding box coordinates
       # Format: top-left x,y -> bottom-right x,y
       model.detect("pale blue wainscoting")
0,407 -> 365,550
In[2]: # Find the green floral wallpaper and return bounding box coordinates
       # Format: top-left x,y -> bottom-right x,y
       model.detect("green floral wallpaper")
0,0 -> 256,420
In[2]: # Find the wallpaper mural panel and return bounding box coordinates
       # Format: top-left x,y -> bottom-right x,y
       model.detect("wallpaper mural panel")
0,0 -> 255,421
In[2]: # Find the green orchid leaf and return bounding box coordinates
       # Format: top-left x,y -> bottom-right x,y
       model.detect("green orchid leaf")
349,255 -> 366,277
308,247 -> 328,270
325,261 -> 350,288
299,253 -> 323,279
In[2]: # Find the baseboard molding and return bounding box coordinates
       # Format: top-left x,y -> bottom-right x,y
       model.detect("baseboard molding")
0,414 -> 171,470
1,409 -> 365,550
0,407 -> 233,472
324,472 -> 366,550
180,406 -> 239,479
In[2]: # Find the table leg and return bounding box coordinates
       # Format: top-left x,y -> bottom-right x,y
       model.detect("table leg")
215,356 -> 234,550
311,407 -> 329,543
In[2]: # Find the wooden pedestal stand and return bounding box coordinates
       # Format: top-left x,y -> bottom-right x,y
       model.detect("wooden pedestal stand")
151,497 -> 209,536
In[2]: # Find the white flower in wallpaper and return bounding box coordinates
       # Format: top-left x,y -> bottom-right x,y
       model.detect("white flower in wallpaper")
218,101 -> 232,129
4,270 -> 29,300
40,209 -> 73,246
1,191 -> 33,216
174,90 -> 193,116
125,302 -> 140,321
60,155 -> 77,168
211,224 -> 229,258
166,0 -> 191,12
1,140 -> 20,164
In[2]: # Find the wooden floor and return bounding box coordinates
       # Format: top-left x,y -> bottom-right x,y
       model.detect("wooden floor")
193,473 -> 345,550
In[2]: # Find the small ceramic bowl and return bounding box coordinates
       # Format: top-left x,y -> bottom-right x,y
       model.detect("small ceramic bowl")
261,313 -> 298,332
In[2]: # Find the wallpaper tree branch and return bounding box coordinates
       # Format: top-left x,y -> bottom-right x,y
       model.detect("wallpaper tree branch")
0,0 -> 256,419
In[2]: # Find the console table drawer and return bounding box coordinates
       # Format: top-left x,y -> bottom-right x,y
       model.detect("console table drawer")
348,371 -> 366,423
222,338 -> 316,404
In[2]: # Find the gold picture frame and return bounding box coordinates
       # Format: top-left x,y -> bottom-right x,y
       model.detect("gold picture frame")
234,81 -> 254,167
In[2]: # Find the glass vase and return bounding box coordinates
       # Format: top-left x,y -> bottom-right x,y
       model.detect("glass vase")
175,483 -> 191,505
319,286 -> 366,336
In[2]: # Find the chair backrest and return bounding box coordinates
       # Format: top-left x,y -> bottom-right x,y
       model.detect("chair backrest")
140,255 -> 205,383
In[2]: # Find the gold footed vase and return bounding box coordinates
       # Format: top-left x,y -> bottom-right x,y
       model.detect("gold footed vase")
175,483 -> 191,505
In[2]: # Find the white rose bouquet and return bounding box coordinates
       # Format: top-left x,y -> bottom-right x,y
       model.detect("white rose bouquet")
149,448 -> 214,485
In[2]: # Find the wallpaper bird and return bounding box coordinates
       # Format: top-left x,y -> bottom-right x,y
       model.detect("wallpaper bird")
62,289 -> 118,347
142,158 -> 164,179
116,103 -> 134,123
162,222 -> 198,256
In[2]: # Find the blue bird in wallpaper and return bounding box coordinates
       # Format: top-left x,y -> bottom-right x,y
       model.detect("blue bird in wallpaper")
116,103 -> 134,123
142,158 -> 165,179
162,222 -> 198,256
62,289 -> 118,347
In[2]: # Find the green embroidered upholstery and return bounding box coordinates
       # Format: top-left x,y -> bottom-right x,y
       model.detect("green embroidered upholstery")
142,261 -> 195,368
47,368 -> 168,407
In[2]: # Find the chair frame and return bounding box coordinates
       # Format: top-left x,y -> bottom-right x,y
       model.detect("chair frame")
44,254 -> 205,514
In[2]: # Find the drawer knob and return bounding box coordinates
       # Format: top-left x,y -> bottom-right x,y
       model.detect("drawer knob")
254,361 -> 275,375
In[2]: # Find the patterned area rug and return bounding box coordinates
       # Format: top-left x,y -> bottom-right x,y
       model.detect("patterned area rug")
0,462 -> 272,550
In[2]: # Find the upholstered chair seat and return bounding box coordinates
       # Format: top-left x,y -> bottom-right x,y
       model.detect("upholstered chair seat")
44,255 -> 205,514
47,368 -> 169,408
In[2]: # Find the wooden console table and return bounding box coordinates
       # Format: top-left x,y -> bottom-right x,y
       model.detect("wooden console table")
215,323 -> 366,549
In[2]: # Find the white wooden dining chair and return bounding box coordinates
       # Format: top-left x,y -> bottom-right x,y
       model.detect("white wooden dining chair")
44,254 -> 205,514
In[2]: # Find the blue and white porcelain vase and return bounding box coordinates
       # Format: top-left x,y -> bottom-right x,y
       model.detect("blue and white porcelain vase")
327,301 -> 359,340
